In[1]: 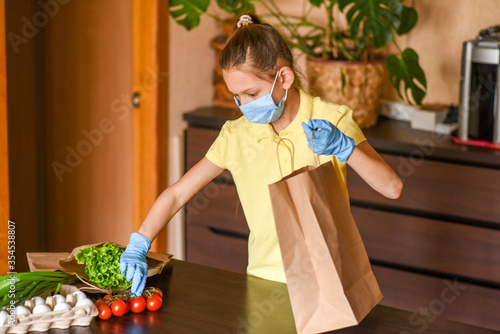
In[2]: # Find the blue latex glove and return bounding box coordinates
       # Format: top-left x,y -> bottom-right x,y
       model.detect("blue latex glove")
301,119 -> 355,162
120,232 -> 151,296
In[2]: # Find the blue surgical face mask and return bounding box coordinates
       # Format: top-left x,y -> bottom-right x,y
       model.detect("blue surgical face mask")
234,71 -> 288,124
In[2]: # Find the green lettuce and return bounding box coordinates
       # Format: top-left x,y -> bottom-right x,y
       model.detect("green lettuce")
75,243 -> 132,289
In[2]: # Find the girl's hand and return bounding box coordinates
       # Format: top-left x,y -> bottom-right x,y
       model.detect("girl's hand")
301,119 -> 355,162
120,233 -> 151,296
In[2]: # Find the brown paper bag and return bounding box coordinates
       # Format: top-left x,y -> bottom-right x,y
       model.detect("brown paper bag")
27,243 -> 172,293
269,161 -> 382,334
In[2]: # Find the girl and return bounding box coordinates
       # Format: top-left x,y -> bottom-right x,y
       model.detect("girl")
120,14 -> 403,296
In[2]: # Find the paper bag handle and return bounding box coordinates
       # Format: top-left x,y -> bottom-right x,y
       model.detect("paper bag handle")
276,137 -> 295,179
276,132 -> 321,178
311,129 -> 321,167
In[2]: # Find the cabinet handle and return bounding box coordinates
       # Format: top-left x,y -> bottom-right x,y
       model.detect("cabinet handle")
208,227 -> 248,240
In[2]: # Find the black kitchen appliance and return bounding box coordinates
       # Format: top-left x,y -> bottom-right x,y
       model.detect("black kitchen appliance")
458,25 -> 500,145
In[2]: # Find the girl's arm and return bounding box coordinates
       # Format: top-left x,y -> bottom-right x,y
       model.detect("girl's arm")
138,157 -> 225,241
347,141 -> 403,199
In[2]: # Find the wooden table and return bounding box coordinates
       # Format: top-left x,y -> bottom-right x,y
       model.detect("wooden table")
183,106 -> 500,330
51,259 -> 497,334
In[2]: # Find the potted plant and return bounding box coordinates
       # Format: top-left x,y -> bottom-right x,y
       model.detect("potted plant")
170,0 -> 256,107
169,0 -> 427,128
169,0 -> 255,30
262,0 -> 427,128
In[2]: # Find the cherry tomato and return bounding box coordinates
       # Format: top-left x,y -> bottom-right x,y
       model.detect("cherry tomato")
146,294 -> 162,311
129,296 -> 146,313
95,299 -> 106,308
103,294 -> 114,302
98,304 -> 112,320
111,299 -> 128,317
118,292 -> 131,302
146,287 -> 163,298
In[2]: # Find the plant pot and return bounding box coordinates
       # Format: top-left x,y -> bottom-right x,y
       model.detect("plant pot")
306,56 -> 386,128
211,34 -> 235,108
210,20 -> 238,109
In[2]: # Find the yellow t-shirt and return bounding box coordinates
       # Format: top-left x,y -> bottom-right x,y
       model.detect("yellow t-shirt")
205,89 -> 366,283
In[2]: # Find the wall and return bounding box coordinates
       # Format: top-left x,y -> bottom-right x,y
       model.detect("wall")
167,6 -> 220,140
168,0 -> 500,121
403,0 -> 500,105
166,5 -> 222,258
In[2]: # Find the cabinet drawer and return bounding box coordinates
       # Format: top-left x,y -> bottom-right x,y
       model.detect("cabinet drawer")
353,207 -> 500,284
347,154 -> 500,225
373,265 -> 500,331
186,224 -> 248,274
186,127 -> 218,168
185,127 -> 232,182
186,181 -> 249,236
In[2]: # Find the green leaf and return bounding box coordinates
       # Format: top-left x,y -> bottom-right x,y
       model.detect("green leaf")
216,0 -> 255,16
309,0 -> 325,7
338,0 -> 404,49
397,6 -> 417,35
386,48 -> 427,105
340,68 -> 346,96
169,0 -> 210,31
286,26 -> 325,57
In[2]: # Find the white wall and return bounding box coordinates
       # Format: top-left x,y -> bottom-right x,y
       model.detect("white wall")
166,6 -> 222,258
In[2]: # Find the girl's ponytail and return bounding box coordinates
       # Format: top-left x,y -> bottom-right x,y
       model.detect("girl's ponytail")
220,13 -> 295,80
236,14 -> 260,28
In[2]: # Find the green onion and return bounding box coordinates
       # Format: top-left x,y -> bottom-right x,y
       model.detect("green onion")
0,271 -> 76,307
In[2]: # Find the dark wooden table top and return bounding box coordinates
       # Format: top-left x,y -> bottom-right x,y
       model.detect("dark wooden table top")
52,259 -> 497,334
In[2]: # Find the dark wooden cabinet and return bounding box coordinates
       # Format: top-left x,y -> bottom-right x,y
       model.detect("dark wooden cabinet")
184,124 -> 249,274
184,106 -> 500,331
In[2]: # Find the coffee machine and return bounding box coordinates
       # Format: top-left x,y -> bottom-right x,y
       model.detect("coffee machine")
458,25 -> 500,145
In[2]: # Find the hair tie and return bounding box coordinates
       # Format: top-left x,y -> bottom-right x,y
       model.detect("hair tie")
237,15 -> 253,28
